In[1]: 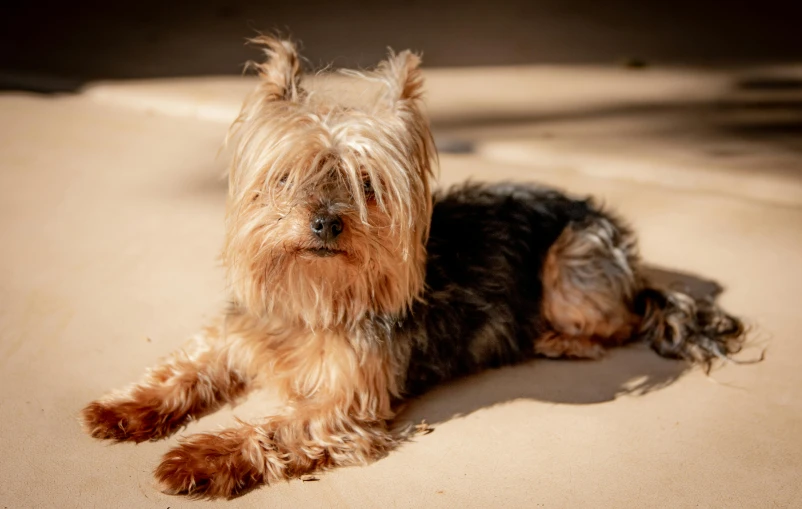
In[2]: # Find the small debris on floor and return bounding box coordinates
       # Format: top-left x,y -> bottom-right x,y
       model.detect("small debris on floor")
414,419 -> 434,436
302,476 -> 320,482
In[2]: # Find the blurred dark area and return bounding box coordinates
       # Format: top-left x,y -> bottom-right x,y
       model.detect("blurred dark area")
2,0 -> 802,92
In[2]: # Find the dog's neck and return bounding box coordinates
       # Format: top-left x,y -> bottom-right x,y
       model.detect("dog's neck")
230,268 -> 425,332
228,295 -> 411,336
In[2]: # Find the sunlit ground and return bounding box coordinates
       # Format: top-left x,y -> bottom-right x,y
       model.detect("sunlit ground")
1,64 -> 800,507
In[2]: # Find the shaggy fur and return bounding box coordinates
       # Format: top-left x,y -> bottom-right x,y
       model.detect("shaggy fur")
81,37 -> 748,499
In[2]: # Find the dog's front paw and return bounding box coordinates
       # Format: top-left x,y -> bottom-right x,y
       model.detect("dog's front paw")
81,399 -> 184,443
155,432 -> 266,499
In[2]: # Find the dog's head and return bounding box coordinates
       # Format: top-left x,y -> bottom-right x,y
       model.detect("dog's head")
223,37 -> 436,329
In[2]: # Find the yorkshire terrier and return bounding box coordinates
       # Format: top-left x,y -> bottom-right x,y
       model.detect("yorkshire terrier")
81,37 -> 747,498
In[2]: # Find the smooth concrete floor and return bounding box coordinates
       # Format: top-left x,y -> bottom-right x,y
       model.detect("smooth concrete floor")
1,67 -> 801,508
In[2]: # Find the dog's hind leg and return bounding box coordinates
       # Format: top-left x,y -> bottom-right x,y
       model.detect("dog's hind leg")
536,211 -> 640,359
536,207 -> 749,367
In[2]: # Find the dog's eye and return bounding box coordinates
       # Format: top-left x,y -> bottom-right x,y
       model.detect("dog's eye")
275,174 -> 292,190
362,178 -> 374,196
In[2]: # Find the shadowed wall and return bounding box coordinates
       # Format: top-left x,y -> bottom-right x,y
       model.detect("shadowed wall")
2,0 -> 802,90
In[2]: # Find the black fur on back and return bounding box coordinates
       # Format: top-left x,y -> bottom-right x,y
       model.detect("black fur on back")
401,182 -> 598,396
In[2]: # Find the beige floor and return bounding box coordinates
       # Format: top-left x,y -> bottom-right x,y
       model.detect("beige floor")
1,67 -> 801,508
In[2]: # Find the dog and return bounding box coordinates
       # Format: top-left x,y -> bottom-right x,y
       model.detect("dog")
81,37 -> 747,499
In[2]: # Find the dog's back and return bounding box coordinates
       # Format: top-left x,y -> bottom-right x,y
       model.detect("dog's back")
403,182 -> 747,396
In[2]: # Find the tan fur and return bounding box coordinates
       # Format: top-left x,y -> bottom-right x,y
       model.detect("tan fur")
541,215 -> 640,353
534,331 -> 606,359
83,304 -> 412,497
81,36 -> 433,498
82,326 -> 248,443
140,309 -> 409,497
224,39 -> 434,330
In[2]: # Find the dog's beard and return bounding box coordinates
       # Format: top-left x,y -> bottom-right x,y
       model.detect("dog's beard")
265,250 -> 367,329
225,210 -> 425,329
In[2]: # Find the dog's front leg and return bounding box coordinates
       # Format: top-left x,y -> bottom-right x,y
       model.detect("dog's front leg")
81,312 -> 263,442
154,404 -> 397,498
154,330 -> 404,498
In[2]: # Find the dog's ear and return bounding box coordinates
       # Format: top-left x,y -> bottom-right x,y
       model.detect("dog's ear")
376,50 -> 436,222
247,36 -> 303,101
377,50 -> 425,107
377,50 -> 435,160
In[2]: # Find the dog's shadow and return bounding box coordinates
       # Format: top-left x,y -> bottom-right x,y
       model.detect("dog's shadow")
396,265 -> 723,425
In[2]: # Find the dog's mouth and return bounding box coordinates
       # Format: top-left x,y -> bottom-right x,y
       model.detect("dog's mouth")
303,248 -> 345,258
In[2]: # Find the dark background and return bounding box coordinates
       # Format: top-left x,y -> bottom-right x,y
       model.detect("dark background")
2,0 -> 802,91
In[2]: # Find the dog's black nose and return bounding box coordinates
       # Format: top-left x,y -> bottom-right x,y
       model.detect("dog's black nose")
311,213 -> 343,242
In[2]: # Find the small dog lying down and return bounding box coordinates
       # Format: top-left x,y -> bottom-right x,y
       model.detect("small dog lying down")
82,37 -> 747,498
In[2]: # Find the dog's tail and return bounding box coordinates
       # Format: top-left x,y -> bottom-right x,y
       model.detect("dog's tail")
633,286 -> 757,369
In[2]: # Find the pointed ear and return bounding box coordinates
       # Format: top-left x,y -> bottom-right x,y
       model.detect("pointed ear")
376,50 -> 425,107
247,36 -> 303,101
376,50 -> 437,210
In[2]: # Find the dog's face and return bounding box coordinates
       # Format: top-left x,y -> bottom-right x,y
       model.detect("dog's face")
223,38 -> 436,328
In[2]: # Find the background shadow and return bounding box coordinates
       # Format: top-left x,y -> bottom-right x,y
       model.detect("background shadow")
433,69 -> 802,161
3,0 -> 802,91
